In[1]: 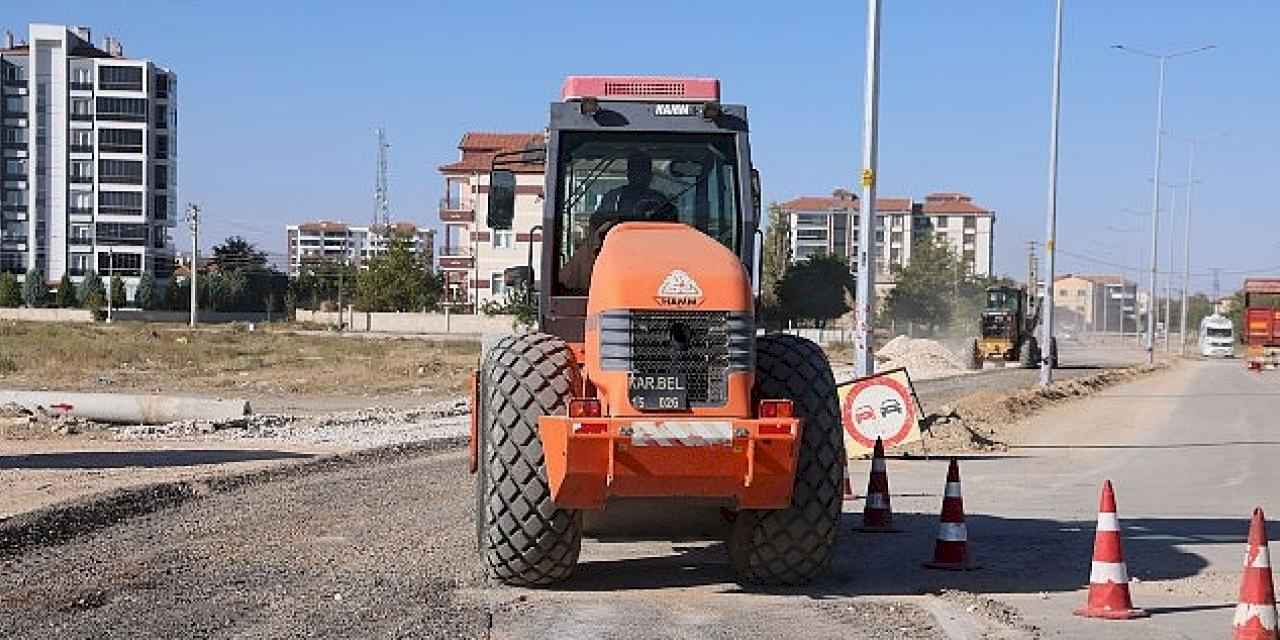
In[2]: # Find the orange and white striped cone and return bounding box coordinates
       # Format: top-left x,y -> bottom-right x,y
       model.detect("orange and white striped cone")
1074,480 -> 1148,619
923,458 -> 978,570
857,436 -> 900,532
1233,507 -> 1278,640
843,462 -> 855,502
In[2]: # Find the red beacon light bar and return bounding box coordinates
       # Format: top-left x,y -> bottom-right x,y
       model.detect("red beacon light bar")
560,76 -> 720,103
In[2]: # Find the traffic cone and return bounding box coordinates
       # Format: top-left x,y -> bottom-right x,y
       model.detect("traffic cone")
1074,480 -> 1148,619
1233,507 -> 1278,640
923,458 -> 978,570
842,463 -> 855,502
857,437 -> 899,532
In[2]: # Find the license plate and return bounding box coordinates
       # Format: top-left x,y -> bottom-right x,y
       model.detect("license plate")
628,373 -> 688,411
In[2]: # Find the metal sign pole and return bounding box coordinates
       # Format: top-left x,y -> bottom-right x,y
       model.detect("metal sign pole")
854,0 -> 882,379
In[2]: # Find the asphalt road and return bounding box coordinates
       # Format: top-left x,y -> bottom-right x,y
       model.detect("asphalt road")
3,345 -> 1256,640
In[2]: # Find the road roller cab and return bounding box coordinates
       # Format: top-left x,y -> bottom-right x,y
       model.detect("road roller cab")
471,76 -> 845,587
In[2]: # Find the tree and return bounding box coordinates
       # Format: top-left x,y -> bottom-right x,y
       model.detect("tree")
884,236 -> 969,336
78,270 -> 106,311
109,274 -> 127,309
22,269 -> 49,308
208,235 -> 269,273
166,277 -> 189,311
0,273 -> 21,307
760,202 -> 791,309
481,285 -> 537,328
776,253 -> 855,327
54,273 -> 77,308
354,235 -> 442,312
134,272 -> 159,310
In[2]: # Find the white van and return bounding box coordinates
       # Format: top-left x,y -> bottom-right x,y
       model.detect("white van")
1199,314 -> 1234,358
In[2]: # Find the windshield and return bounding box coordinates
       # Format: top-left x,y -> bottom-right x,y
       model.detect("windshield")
986,289 -> 1019,312
1206,327 -> 1232,338
553,132 -> 741,295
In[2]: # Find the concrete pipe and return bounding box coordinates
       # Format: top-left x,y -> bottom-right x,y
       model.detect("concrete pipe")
0,391 -> 251,425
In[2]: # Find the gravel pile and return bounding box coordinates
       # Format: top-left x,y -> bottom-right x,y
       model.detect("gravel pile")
874,336 -> 969,379
114,397 -> 471,450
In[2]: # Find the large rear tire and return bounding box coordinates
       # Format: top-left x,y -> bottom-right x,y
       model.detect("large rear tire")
478,333 -> 583,586
729,334 -> 845,585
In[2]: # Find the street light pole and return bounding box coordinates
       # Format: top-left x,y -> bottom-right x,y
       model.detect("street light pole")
1179,143 -> 1195,355
1040,0 -> 1064,386
186,203 -> 200,327
853,0 -> 882,379
1164,184 -> 1178,352
1112,43 -> 1214,364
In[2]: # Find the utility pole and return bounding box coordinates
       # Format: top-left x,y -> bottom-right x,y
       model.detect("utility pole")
105,247 -> 114,322
1179,143 -> 1195,355
1163,184 -> 1178,352
1212,267 -> 1221,306
374,128 -> 390,229
1040,0 -> 1064,385
1027,241 -> 1039,293
853,0 -> 882,379
186,203 -> 200,327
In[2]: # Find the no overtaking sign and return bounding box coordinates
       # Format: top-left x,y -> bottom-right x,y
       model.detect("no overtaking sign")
838,368 -> 923,456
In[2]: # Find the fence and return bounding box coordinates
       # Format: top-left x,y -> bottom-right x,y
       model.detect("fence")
0,308 -> 95,323
295,309 -> 517,335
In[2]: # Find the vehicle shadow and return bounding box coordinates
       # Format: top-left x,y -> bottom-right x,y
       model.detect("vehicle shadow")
0,449 -> 314,470
558,511 -> 1236,599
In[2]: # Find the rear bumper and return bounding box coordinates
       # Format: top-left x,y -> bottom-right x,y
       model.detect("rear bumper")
537,415 -> 802,510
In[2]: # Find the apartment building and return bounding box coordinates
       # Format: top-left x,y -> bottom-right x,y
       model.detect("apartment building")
1,24 -> 177,298
437,132 -> 544,308
1053,273 -> 1138,333
778,190 -> 995,279
285,221 -> 434,276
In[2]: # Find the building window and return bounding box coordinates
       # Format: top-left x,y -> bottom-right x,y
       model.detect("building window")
3,159 -> 25,175
1,190 -> 24,206
3,95 -> 24,113
1,128 -> 26,145
70,97 -> 92,116
70,128 -> 93,150
491,273 -> 506,296
154,105 -> 168,129
796,229 -> 827,241
69,253 -> 92,276
69,160 -> 93,182
795,213 -> 827,226
99,190 -> 143,215
153,194 -> 168,221
70,192 -> 93,213
492,230 -> 513,249
95,223 -> 148,246
99,160 -> 143,184
71,224 -> 93,243
963,249 -> 976,266
154,164 -> 169,187
95,97 -> 147,121
153,73 -> 170,99
964,216 -> 976,229
99,128 -> 144,153
72,67 -> 92,86
890,248 -> 901,263
99,251 -> 143,276
98,66 -> 144,91
936,216 -> 948,228
1078,289 -> 1086,297
154,135 -> 168,159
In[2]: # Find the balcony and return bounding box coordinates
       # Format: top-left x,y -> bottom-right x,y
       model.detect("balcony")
2,79 -> 24,88
69,174 -> 94,185
3,110 -> 27,118
69,144 -> 94,154
100,175 -> 142,185
100,144 -> 143,154
70,113 -> 94,122
438,197 -> 474,222
69,82 -> 94,91
96,113 -> 146,122
69,206 -> 94,215
100,82 -> 143,92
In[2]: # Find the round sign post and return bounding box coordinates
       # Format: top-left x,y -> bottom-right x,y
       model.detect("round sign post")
841,372 -> 918,451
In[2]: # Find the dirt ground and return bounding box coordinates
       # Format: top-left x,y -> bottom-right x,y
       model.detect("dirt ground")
0,321 -> 478,412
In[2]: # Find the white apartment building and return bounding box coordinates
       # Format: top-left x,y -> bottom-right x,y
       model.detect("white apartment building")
1,24 -> 177,298
285,221 -> 434,276
779,190 -> 995,279
437,132 -> 545,308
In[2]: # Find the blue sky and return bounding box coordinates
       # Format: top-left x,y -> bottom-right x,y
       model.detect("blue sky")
10,1 -> 1277,292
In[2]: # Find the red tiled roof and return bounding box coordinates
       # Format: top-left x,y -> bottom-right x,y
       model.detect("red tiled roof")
440,131 -> 544,174
921,192 -> 992,215
779,195 -> 911,213
298,221 -> 349,233
459,132 -> 542,151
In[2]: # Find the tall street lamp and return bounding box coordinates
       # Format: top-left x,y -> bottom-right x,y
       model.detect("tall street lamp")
1040,0 -> 1064,386
1111,43 -> 1215,364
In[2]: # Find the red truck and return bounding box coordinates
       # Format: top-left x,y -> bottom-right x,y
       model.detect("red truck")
1242,278 -> 1280,369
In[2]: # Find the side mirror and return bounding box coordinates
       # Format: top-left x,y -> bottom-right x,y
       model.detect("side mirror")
488,170 -> 516,230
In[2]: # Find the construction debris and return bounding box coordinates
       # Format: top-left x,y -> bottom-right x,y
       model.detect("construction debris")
875,336 -> 970,379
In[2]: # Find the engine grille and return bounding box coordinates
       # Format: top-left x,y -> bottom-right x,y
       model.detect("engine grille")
599,310 -> 753,407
